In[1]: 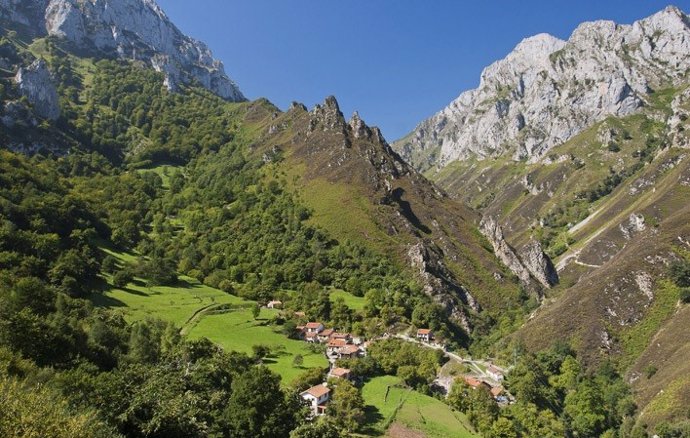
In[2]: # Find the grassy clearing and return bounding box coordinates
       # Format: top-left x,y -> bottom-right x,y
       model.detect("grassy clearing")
330,289 -> 367,311
187,309 -> 328,384
396,390 -> 479,438
95,244 -> 328,383
361,376 -> 478,437
93,277 -> 250,327
137,164 -> 182,190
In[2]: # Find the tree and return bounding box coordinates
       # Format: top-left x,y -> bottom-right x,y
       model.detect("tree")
224,367 -> 296,438
669,260 -> 690,287
563,381 -> 607,437
113,269 -> 133,288
489,417 -> 518,438
292,354 -> 304,368
290,418 -> 347,438
252,303 -> 261,319
327,380 -> 365,433
0,375 -> 119,438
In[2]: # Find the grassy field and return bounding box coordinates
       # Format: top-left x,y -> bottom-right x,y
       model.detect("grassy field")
187,308 -> 328,384
92,276 -> 250,327
136,164 -> 182,190
94,245 -> 328,383
330,289 -> 367,311
360,376 -> 479,437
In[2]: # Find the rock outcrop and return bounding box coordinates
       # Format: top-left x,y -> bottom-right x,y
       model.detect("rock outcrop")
518,240 -> 559,288
480,216 -> 558,294
14,59 -> 60,120
395,6 -> 690,170
1,0 -> 244,101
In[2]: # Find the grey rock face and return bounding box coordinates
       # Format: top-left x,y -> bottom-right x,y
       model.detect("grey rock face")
1,0 -> 244,101
396,6 -> 690,170
14,59 -> 60,120
480,216 -> 558,294
407,242 -> 476,332
518,240 -> 559,288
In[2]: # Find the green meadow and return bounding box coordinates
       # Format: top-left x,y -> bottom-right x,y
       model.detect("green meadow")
94,246 -> 328,383
361,376 -> 479,437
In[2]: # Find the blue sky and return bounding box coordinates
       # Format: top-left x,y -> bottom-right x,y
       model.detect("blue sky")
157,1 -> 690,140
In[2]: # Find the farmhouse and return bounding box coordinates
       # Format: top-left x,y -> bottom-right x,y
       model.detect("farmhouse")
416,328 -> 433,343
327,338 -> 348,355
328,367 -> 352,380
330,332 -> 351,342
305,322 -> 324,334
490,385 -> 504,398
338,344 -> 361,359
300,384 -> 330,416
487,364 -> 504,381
317,328 -> 334,343
463,376 -> 491,390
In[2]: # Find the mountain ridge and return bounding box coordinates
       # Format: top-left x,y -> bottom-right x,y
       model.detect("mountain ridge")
393,5 -> 690,169
0,0 -> 245,101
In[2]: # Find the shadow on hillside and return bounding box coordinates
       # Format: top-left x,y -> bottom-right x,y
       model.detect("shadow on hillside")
91,292 -> 127,308
389,188 -> 431,234
362,405 -> 385,435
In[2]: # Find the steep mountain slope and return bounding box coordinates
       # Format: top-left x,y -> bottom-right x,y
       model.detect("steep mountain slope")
393,6 -> 690,427
0,0 -> 244,101
242,97 -> 528,337
394,6 -> 690,169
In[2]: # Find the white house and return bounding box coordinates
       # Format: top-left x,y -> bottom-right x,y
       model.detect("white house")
305,322 -> 324,334
300,384 -> 330,416
487,365 -> 504,381
416,329 -> 433,343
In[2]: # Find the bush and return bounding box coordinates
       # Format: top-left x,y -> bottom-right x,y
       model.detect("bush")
679,288 -> 690,304
607,142 -> 620,152
113,270 -> 133,288
669,261 -> 690,287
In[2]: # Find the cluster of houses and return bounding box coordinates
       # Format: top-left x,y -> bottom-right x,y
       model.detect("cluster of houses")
461,364 -> 509,404
293,321 -> 364,416
296,321 -> 365,361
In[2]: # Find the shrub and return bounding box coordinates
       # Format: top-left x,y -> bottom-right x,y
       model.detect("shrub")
113,270 -> 133,288
679,287 -> 690,304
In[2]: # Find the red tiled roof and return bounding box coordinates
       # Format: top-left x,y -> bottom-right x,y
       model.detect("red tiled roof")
328,339 -> 347,347
417,329 -> 432,335
305,322 -> 322,329
331,332 -> 349,339
320,329 -> 334,337
305,332 -> 319,339
302,384 -> 330,398
340,345 -> 360,355
330,367 -> 351,377
463,376 -> 488,389
490,386 -> 504,397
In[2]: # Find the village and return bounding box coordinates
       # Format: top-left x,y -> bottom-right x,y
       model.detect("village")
270,302 -> 513,417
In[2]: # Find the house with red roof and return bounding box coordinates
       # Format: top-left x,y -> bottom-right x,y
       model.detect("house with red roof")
328,367 -> 352,380
416,328 -> 433,343
300,384 -> 330,416
305,322 -> 324,333
338,344 -> 361,359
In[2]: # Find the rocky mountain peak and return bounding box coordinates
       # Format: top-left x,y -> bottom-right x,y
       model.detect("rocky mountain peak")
394,6 -> 690,171
1,0 -> 245,102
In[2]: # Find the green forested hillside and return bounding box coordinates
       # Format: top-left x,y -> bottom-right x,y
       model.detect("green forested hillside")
1,28 -> 687,438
